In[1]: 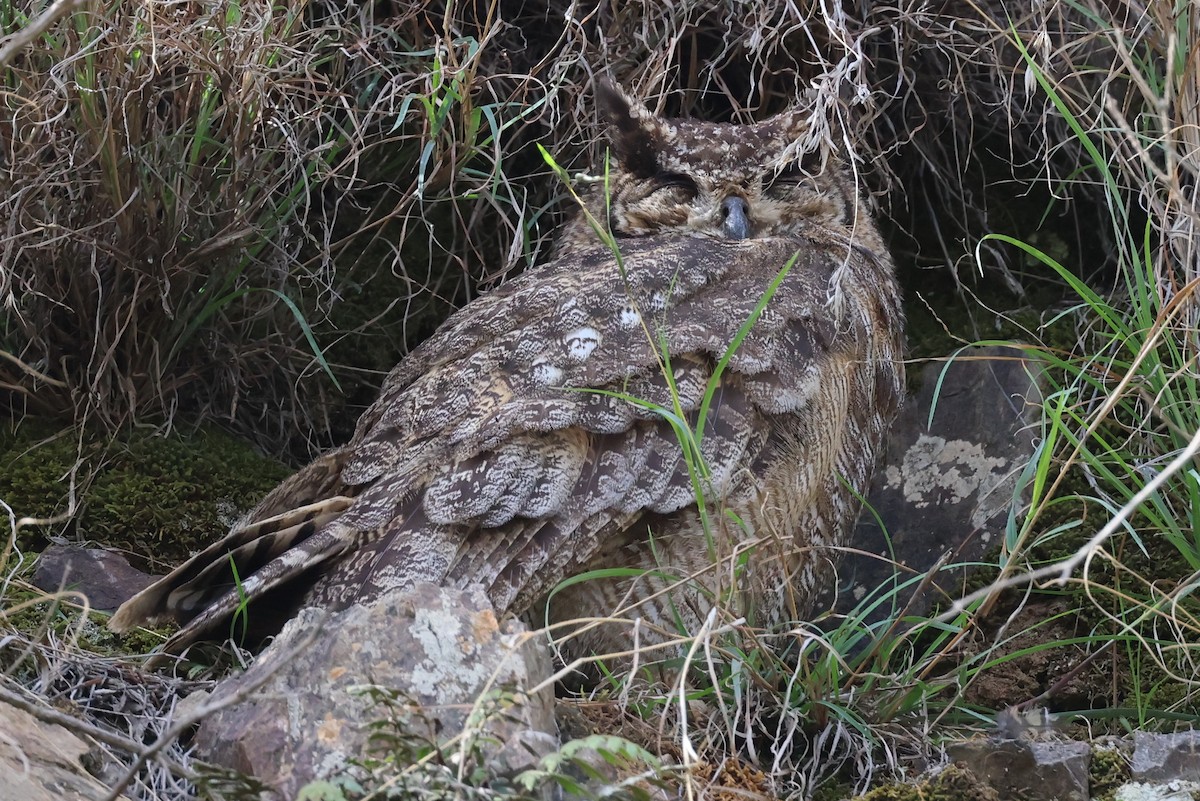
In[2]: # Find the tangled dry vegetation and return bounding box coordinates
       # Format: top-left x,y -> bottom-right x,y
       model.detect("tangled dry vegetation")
3,0 -> 1200,799
0,0 -> 1147,450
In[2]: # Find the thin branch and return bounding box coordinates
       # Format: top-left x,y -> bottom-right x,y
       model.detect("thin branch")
0,350 -> 67,388
0,682 -> 155,760
0,0 -> 88,69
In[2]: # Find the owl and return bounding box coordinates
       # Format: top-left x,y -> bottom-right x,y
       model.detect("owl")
110,83 -> 905,667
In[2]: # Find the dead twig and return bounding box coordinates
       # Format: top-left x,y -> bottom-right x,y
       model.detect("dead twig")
0,0 -> 87,68
0,681 -> 173,766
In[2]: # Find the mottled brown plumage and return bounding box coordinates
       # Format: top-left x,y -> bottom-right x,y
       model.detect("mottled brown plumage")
110,83 -> 905,662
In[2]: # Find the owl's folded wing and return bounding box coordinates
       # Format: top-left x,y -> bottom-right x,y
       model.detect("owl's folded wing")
109,234 -> 870,660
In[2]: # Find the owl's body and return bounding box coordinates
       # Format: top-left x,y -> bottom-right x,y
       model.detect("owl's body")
111,85 -> 904,664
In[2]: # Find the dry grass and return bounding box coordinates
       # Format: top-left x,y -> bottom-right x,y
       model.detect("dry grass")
0,0 -> 563,453
0,0 -> 1145,452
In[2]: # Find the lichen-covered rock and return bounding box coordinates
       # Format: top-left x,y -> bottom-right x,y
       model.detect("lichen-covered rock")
193,582 -> 556,798
946,739 -> 1091,801
1111,779 -> 1200,800
834,345 -> 1041,618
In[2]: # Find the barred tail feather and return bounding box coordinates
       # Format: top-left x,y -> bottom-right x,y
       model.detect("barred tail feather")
108,496 -> 354,633
145,526 -> 356,664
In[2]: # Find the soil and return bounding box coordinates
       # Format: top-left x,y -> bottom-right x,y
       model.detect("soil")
961,594 -> 1119,725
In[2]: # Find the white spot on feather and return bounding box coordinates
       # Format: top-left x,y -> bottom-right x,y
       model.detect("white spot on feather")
564,326 -> 601,361
531,357 -> 563,386
617,305 -> 641,328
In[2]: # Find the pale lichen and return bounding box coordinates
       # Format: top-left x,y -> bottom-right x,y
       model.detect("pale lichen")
883,433 -> 1013,529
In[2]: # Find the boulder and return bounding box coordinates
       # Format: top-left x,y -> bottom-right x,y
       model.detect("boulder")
946,738 -> 1091,801
835,345 -> 1042,619
194,582 -> 557,798
33,546 -> 156,613
1130,730 -> 1200,783
0,697 -> 133,801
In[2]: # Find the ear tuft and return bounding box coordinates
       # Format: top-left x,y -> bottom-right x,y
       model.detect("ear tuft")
595,80 -> 660,178
758,107 -> 810,146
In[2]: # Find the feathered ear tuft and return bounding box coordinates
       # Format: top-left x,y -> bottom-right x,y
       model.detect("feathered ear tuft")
595,80 -> 661,179
759,108 -> 810,142
757,90 -> 820,147
757,89 -> 832,172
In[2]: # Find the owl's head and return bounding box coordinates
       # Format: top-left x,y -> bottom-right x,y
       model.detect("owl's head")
592,82 -> 850,241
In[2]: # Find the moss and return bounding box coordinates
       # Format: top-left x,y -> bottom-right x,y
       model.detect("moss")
853,764 -> 999,801
853,786 -> 914,801
0,419 -> 289,571
0,420 -> 285,658
0,421 -> 85,530
85,428 -> 290,567
3,591 -> 169,662
1088,747 -> 1130,801
811,782 -> 853,801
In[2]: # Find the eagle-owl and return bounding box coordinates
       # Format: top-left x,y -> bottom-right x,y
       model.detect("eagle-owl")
110,83 -> 905,666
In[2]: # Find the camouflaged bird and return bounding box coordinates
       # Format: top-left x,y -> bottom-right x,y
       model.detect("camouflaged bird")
110,82 -> 905,663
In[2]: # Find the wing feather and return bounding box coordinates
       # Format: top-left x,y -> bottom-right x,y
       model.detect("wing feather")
111,233 -> 866,659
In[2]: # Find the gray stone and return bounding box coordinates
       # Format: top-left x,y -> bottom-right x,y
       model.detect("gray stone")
1131,730 -> 1200,782
194,582 -> 557,798
946,738 -> 1091,801
33,546 -> 156,612
834,345 -> 1041,619
0,698 -> 134,801
1113,779 -> 1200,800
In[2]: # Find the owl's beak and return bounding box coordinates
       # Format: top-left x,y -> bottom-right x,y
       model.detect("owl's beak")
721,196 -> 751,240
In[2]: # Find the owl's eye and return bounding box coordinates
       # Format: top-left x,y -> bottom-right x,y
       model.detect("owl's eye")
767,151 -> 824,188
650,171 -> 698,198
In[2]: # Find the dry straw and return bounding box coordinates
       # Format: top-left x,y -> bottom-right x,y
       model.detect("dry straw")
1,0 -> 1166,451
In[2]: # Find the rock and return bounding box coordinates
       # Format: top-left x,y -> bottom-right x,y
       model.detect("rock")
1113,779 -> 1200,800
0,697 -> 134,801
194,582 -> 557,798
834,345 -> 1041,619
946,738 -> 1091,801
1131,730 -> 1200,782
32,546 -> 156,613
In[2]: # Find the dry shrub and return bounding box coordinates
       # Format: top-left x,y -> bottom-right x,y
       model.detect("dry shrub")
0,1 -> 565,453
3,0 -> 1183,454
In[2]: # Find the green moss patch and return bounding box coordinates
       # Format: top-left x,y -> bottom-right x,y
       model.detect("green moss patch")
854,764 -> 999,801
1089,746 -> 1130,801
0,420 -> 289,571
